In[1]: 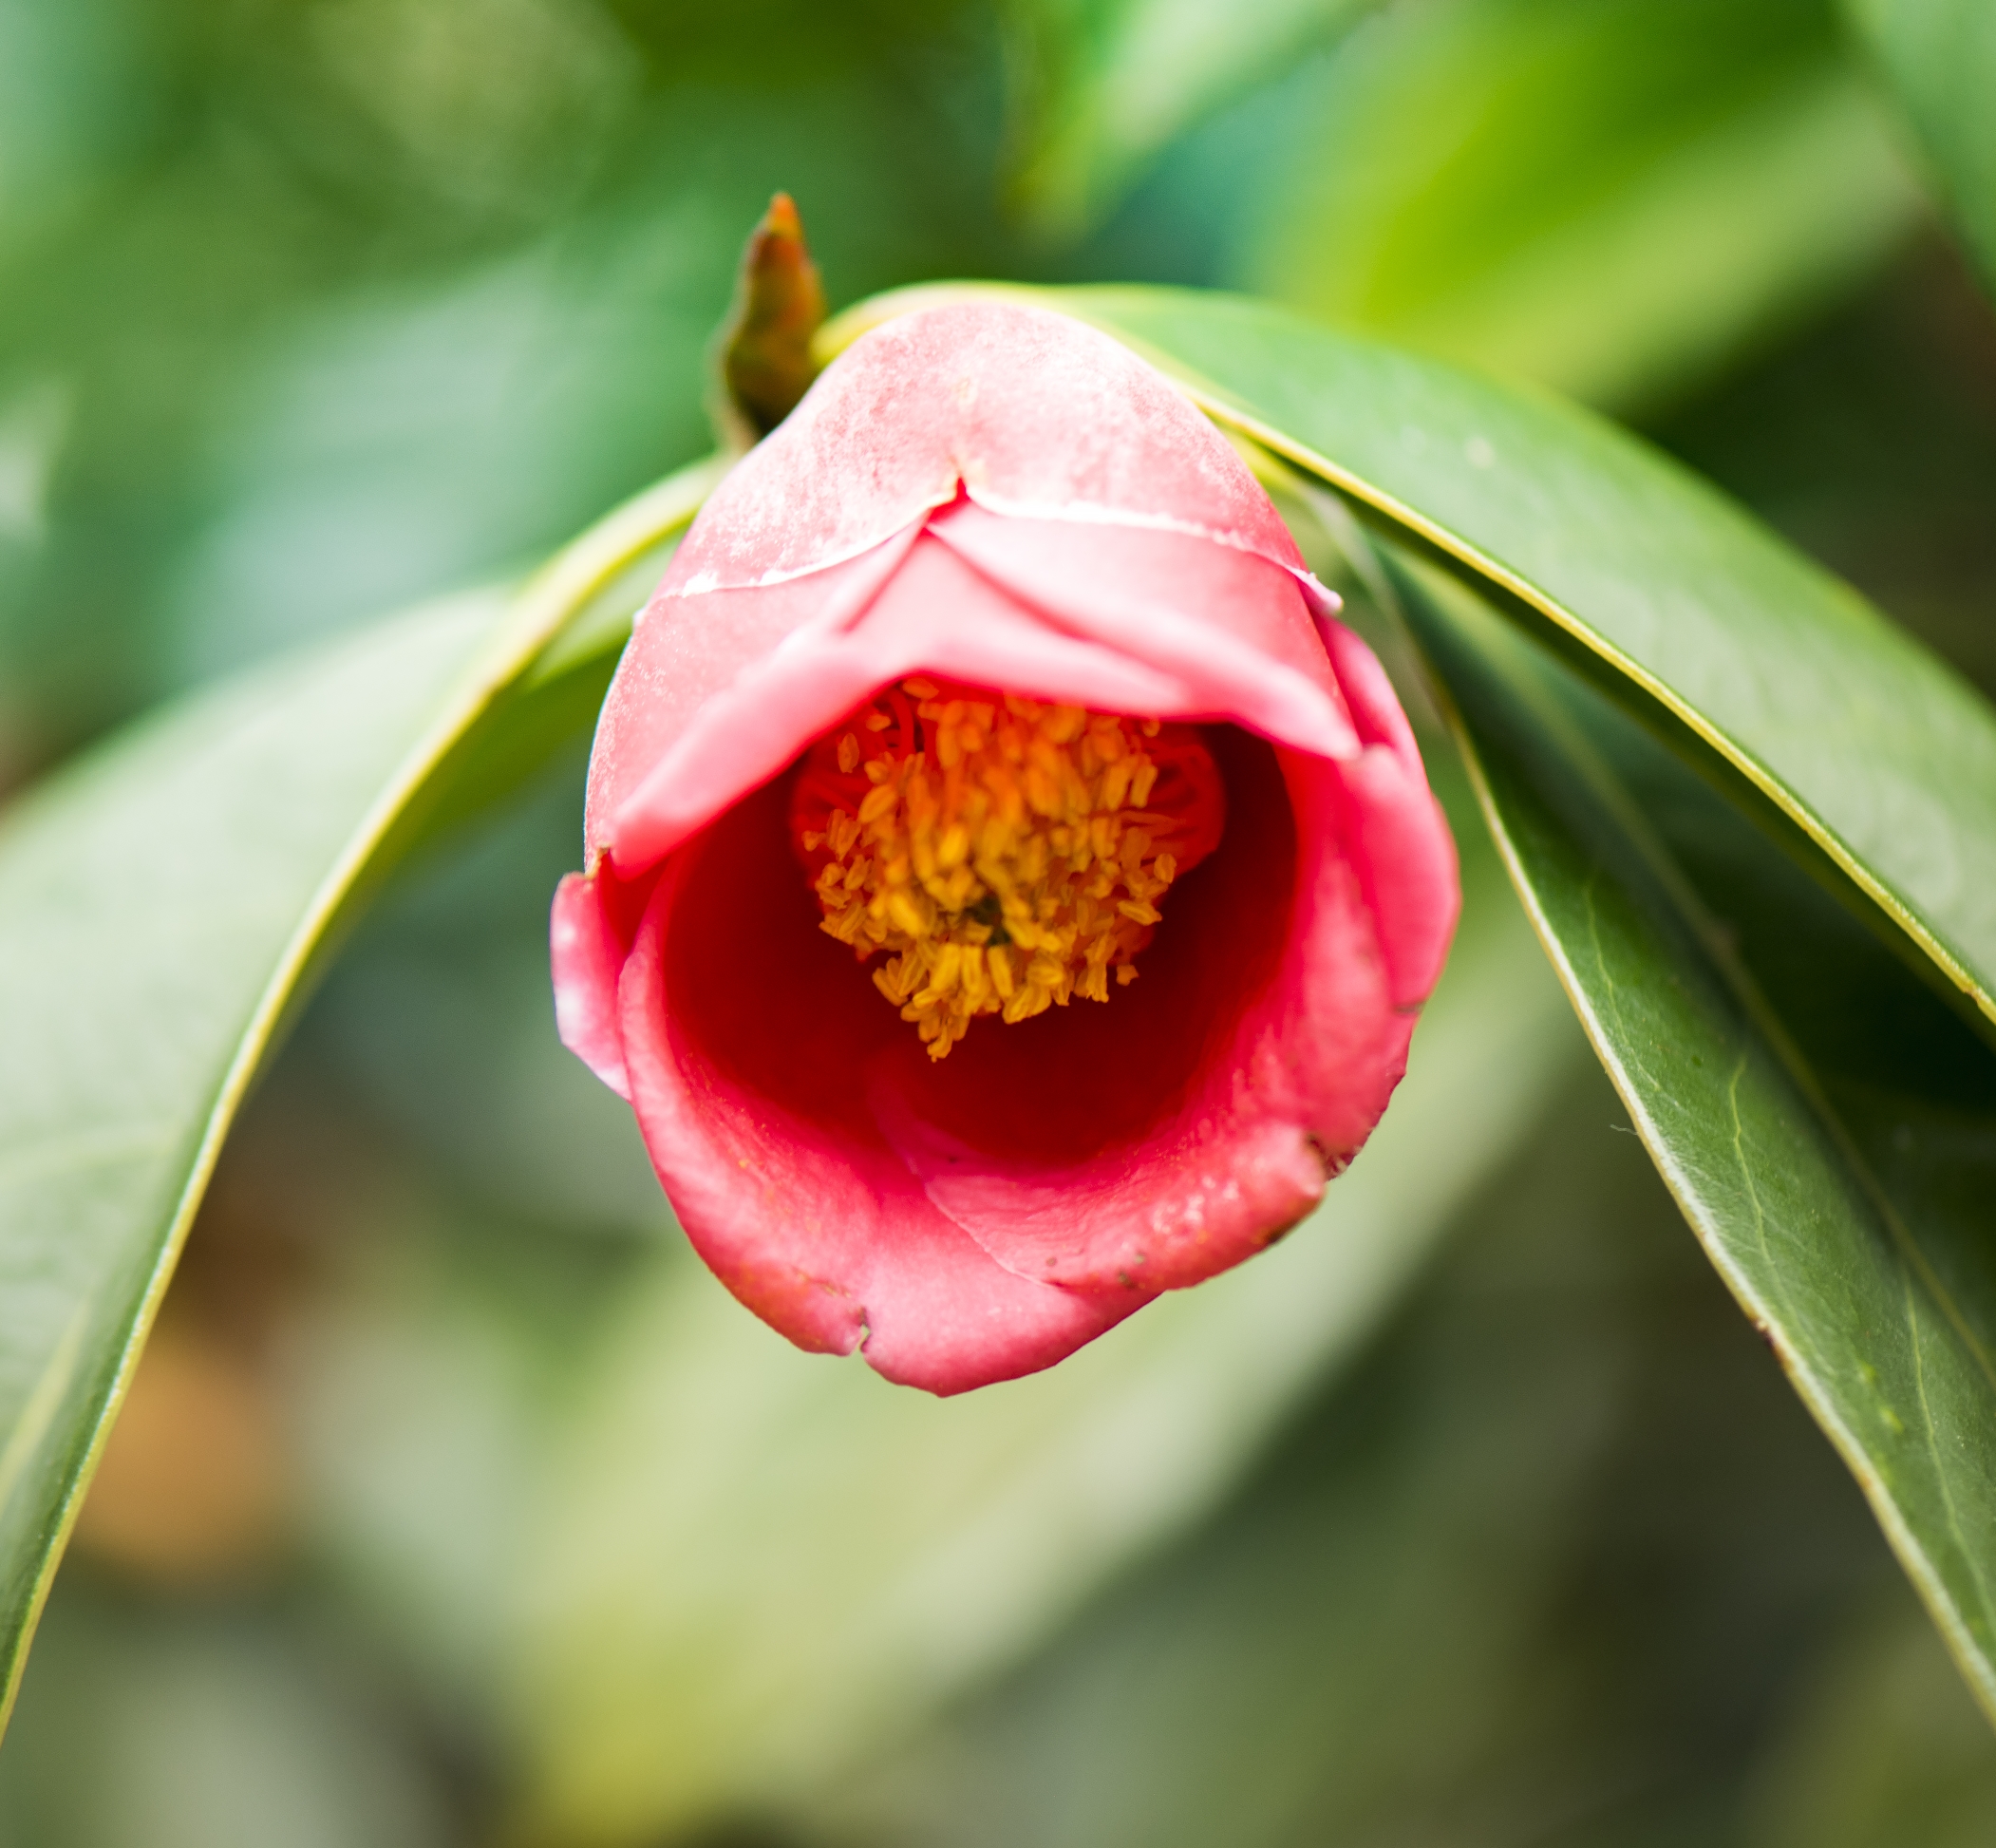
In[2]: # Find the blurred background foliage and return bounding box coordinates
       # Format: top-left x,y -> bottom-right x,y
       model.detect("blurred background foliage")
2,0 -> 1996,1841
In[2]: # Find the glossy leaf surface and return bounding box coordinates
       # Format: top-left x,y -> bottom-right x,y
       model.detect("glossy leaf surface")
1384,552 -> 1996,1718
0,461 -> 717,1724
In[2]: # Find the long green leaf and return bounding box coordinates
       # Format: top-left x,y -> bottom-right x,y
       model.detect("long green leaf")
0,457 -> 720,1725
1384,550 -> 1996,1719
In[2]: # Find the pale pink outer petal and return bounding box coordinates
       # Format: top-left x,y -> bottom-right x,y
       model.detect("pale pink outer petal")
618,841 -> 1142,1394
599,535 -> 1200,872
660,302 -> 1309,594
599,527 -> 1348,873
926,503 -> 1354,750
876,749 -> 1412,1294
583,529 -> 922,852
550,872 -> 630,1099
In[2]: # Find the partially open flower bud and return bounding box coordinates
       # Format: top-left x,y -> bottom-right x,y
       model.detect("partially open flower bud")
552,301 -> 1459,1394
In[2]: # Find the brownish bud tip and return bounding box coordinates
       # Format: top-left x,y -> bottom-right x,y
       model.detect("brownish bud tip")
713,192 -> 828,447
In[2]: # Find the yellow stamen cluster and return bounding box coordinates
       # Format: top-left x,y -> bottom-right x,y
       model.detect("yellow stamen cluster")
801,680 -> 1185,1059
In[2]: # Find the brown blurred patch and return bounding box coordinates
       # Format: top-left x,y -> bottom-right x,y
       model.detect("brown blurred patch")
71,1310 -> 290,1583
68,1068 -> 364,1586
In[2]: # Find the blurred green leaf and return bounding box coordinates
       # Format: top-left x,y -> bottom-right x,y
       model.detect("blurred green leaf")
1747,1597 -> 1996,1847
1847,0 -> 1996,292
1004,0 -> 1376,239
509,800 -> 1579,1844
0,0 -> 139,238
310,750 -> 670,1230
1243,0 -> 1919,411
1387,551 -> 1996,1720
302,0 -> 642,220
0,1581 -> 451,1848
1649,241 -> 1996,710
0,4 -> 1016,752
161,222 -> 729,684
0,457 -> 716,1730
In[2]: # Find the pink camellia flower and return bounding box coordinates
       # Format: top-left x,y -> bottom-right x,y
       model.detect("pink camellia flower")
551,301 -> 1459,1395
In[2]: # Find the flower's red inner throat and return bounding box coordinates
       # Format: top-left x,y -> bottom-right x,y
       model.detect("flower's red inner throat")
660,724 -> 1294,1166
788,677 -> 1226,1058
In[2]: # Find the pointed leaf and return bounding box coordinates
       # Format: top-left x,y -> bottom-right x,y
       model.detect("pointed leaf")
1385,549 -> 1996,1721
0,459 -> 720,1725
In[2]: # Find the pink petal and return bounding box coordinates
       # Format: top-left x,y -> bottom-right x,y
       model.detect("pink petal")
1320,614 -> 1421,773
556,297 -> 1464,1390
604,532 -> 1202,871
868,741 -> 1410,1293
550,872 -> 631,1099
1333,745 -> 1459,1012
585,528 -> 921,854
600,522 -> 1366,874
617,777 -> 1143,1394
658,302 -> 1309,595
1318,620 -> 1460,1009
928,501 -> 1355,756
